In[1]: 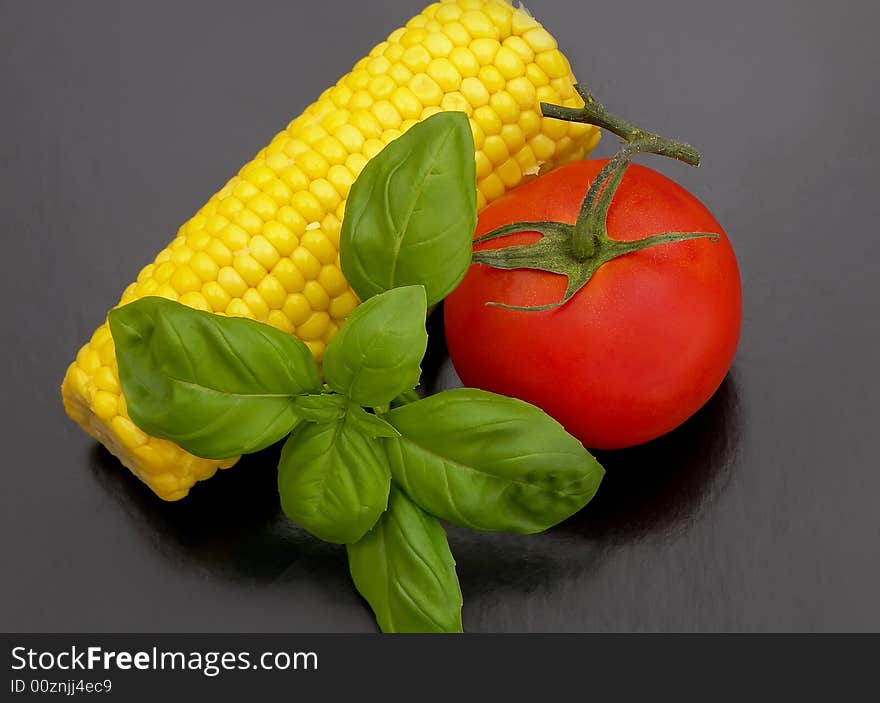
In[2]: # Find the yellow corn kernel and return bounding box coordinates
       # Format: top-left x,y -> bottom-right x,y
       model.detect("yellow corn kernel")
262,221 -> 297,257
279,293 -> 309,327
477,65 -> 505,93
220,223 -> 249,252
536,49 -> 571,79
368,75 -> 396,101
470,38 -> 500,66
217,266 -> 248,298
460,10 -> 498,39
449,47 -> 479,77
489,91 -> 519,124
523,27 -> 558,53
202,281 -> 231,311
500,124 -> 526,152
266,310 -> 294,334
541,112 -> 570,141
530,132 -> 558,161
93,391 -> 118,422
402,45 -> 431,73
304,340 -> 326,361
61,0 -> 599,501
329,290 -> 359,320
409,73 -> 444,107
280,164 -> 309,191
303,281 -> 331,311
441,91 -> 472,115
256,275 -> 287,310
242,288 -> 270,321
296,311 -> 330,341
169,267 -> 201,295
110,416 -> 148,449
483,135 -> 509,165
507,76 -> 536,108
190,251 -> 220,282
478,172 -> 505,201
225,298 -> 253,319
277,206 -> 307,236
170,247 -> 192,266
233,254 -> 268,288
247,193 -> 278,221
301,230 -> 337,265
460,76 -> 490,107
475,150 -> 493,179
424,32 -> 454,58
317,265 -> 349,298
497,158 -> 522,188
474,105 -> 502,135
271,258 -> 306,293
291,191 -> 324,222
93,366 -> 121,394
503,35 -> 534,63
178,291 -> 211,312
234,209 -> 263,235
518,109 -> 542,138
427,58 -> 462,92
231,180 -> 258,200
153,260 -> 175,283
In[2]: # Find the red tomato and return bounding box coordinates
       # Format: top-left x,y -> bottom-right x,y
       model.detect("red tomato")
444,159 -> 741,449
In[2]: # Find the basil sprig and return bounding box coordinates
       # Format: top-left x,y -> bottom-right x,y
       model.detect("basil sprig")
114,286 -> 428,546
110,114 -> 604,633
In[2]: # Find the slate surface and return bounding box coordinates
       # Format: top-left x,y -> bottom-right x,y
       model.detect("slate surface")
2,0 -> 877,631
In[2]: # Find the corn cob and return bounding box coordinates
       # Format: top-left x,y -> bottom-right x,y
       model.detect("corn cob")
61,0 -> 600,501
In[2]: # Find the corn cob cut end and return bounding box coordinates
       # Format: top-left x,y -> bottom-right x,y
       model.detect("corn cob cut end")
61,0 -> 600,501
61,327 -> 239,501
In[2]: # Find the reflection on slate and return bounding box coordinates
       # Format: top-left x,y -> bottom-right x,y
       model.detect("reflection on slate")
89,310 -> 740,602
561,372 -> 741,543
89,445 -> 347,584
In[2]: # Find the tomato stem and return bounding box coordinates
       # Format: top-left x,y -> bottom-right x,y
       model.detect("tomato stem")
468,87 -> 718,312
542,86 -> 703,263
570,146 -> 635,260
540,85 -> 702,167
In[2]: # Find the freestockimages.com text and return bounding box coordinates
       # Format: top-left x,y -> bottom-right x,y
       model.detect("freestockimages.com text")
10,645 -> 318,678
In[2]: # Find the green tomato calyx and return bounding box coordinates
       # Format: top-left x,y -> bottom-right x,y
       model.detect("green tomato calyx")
471,86 -> 720,312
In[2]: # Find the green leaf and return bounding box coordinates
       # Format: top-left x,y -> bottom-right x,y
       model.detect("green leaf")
347,485 -> 462,633
109,297 -> 321,459
322,286 -> 428,408
347,405 -> 401,438
294,393 -> 349,424
278,415 -> 391,544
340,111 -> 477,306
384,389 -> 605,534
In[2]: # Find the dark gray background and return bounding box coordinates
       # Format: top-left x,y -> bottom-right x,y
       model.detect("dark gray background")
2,0 -> 877,632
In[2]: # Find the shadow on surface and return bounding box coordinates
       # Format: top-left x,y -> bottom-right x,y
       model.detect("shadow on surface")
558,371 -> 743,543
89,324 -> 742,595
89,444 -> 346,583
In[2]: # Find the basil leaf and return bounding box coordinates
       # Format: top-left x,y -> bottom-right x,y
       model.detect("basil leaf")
109,297 -> 320,459
347,405 -> 400,439
278,415 -> 391,544
323,286 -> 428,408
385,389 -> 605,534
340,111 -> 477,306
347,485 -> 462,633
294,393 -> 349,424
